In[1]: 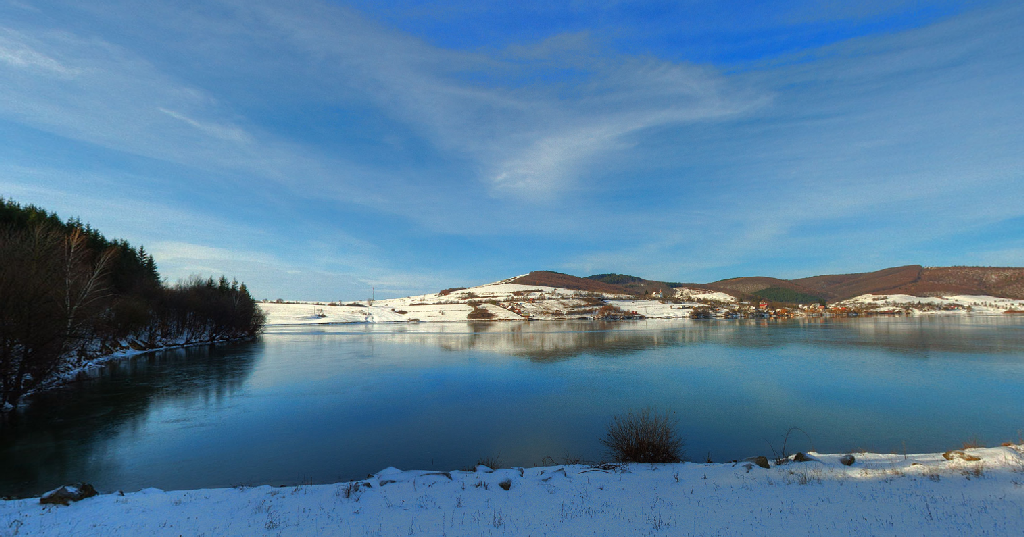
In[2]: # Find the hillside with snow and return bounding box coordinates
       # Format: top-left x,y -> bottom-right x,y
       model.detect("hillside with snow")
259,276 -> 728,325
259,270 -> 1024,325
837,294 -> 1024,315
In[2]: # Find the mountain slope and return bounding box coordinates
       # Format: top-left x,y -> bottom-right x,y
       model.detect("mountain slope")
707,266 -> 1024,301
793,265 -> 924,300
501,266 -> 1024,303
890,267 -> 1024,299
509,271 -> 631,295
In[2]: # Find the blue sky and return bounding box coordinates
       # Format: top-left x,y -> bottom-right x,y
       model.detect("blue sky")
1,0 -> 1021,300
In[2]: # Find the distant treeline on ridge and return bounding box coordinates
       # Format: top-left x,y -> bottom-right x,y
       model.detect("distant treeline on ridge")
0,198 -> 265,409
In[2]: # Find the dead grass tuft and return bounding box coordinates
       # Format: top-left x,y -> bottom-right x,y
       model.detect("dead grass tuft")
962,436 -> 984,450
943,450 -> 981,462
961,465 -> 985,479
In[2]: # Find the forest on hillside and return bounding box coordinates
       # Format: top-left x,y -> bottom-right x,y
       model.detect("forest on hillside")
0,198 -> 265,409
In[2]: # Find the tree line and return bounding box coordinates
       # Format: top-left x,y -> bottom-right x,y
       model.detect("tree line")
0,198 -> 265,409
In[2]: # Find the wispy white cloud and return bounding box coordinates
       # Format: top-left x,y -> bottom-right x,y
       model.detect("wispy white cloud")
157,108 -> 254,145
1,0 -> 1021,294
149,239 -> 457,300
0,0 -> 768,237
0,163 -> 463,299
148,241 -> 273,265
0,28 -> 77,76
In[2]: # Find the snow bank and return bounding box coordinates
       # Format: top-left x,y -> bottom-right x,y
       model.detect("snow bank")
4,446 -> 1023,535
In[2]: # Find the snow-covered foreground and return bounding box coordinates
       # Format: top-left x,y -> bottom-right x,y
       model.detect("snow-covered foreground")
5,447 -> 1024,536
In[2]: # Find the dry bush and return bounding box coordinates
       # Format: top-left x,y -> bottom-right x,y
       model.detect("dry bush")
467,305 -> 495,320
595,304 -> 625,318
963,436 -> 983,449
962,465 -> 985,479
602,408 -> 685,463
476,456 -> 502,469
943,450 -> 981,462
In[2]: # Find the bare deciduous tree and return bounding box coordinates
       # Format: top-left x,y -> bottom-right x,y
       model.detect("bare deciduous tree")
0,225 -> 113,408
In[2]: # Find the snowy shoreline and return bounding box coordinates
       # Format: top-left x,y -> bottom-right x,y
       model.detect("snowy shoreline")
4,446 -> 1023,535
3,335 -> 258,413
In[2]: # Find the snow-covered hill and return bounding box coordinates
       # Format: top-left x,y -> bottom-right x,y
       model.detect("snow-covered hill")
838,294 -> 1024,315
259,278 -> 717,324
259,277 -> 1024,326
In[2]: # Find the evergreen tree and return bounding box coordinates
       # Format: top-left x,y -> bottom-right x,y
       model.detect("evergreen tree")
0,198 -> 265,409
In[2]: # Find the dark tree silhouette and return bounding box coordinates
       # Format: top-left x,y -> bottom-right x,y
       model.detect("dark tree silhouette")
0,198 -> 264,409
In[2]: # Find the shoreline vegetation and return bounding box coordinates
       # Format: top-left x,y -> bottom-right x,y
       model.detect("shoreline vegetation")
3,444 -> 1023,535
0,198 -> 264,411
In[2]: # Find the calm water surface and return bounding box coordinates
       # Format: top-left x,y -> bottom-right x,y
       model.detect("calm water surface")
3,317 -> 1024,496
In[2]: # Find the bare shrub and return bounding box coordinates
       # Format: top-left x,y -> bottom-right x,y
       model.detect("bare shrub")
963,436 -> 983,449
562,454 -> 586,465
786,469 -> 822,485
601,407 -> 685,463
477,456 -> 502,469
467,305 -> 495,320
943,450 -> 981,462
962,465 -> 984,479
595,304 -> 625,318
766,427 -> 814,465
689,307 -> 713,319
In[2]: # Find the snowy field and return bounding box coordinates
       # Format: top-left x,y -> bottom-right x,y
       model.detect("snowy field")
673,287 -> 737,303
4,446 -> 1023,535
839,294 -> 1024,315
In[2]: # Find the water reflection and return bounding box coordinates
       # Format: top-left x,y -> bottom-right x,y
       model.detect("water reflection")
1,318 -> 1023,498
0,343 -> 258,497
271,317 -> 1024,361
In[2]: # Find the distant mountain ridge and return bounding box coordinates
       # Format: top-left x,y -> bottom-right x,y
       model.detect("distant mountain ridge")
510,266 -> 1024,302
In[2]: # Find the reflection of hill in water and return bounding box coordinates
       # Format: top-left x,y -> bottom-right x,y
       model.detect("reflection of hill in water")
373,321 -> 749,361
828,317 -> 1024,357
453,322 -> 722,361
383,321 -> 718,361
364,318 -> 1024,361
0,342 -> 260,497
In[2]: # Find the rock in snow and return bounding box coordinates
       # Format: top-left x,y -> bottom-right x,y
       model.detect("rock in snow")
38,484 -> 98,506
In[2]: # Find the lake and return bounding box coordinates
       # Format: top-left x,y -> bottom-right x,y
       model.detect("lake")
3,317 -> 1024,497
